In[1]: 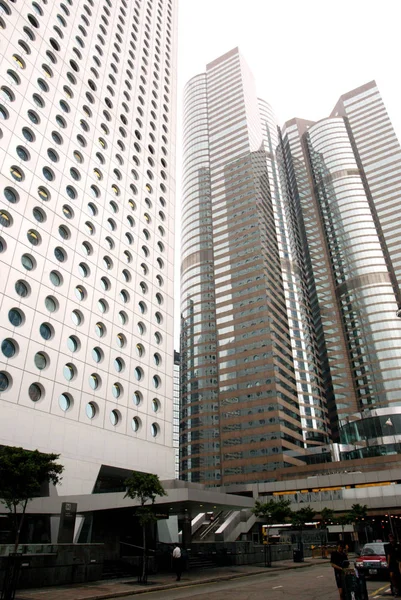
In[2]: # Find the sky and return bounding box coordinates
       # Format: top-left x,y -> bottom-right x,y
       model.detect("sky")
173,0 -> 401,344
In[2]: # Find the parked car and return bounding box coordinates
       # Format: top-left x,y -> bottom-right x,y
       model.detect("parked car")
355,543 -> 389,577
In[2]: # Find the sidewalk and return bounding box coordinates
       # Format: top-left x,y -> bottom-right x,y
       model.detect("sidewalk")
14,557 -> 330,600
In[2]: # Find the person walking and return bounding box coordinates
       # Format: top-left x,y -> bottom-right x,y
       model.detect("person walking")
331,541 -> 348,600
172,543 -> 182,581
385,534 -> 401,597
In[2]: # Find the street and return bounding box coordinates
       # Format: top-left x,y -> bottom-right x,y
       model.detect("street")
125,563 -> 392,600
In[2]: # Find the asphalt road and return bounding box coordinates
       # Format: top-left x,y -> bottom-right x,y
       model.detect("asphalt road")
124,563 -> 392,600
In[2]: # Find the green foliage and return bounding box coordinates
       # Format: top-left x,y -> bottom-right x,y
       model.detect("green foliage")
124,471 -> 167,583
337,514 -> 352,526
320,508 -> 334,528
0,446 -> 64,549
253,499 -> 292,525
0,446 -> 63,512
291,506 -> 316,528
349,503 -> 368,521
124,471 -> 167,507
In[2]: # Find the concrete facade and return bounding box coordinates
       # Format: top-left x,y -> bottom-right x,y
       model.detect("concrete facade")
0,0 -> 177,493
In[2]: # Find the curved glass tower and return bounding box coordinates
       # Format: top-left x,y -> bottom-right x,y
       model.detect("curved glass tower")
180,48 -> 330,486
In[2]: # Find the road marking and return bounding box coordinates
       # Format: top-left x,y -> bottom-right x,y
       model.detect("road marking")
371,582 -> 391,597
317,575 -> 324,578
272,585 -> 283,589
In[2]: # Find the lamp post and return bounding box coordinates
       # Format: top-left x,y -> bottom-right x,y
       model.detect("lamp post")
264,513 -> 272,568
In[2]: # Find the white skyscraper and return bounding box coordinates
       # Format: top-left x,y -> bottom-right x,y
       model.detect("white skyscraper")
0,0 -> 177,495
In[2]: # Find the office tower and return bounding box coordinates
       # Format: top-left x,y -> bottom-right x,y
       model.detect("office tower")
180,48 -> 330,486
181,47 -> 401,485
0,0 -> 177,494
173,350 -> 180,477
282,82 -> 401,458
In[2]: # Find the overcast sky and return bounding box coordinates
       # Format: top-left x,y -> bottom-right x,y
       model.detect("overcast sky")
177,0 -> 401,134
173,0 -> 401,344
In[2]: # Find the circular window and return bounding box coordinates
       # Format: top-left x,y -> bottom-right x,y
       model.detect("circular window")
14,280 -> 30,298
67,335 -> 80,352
71,309 -> 83,326
132,416 -> 141,432
54,247 -> 66,262
75,285 -> 86,301
34,351 -> 48,370
21,254 -> 35,271
59,393 -> 72,411
47,148 -> 59,162
153,375 -> 161,389
58,225 -> 70,240
0,237 -> 5,253
63,204 -> 74,219
89,373 -> 100,390
78,263 -> 89,278
116,333 -> 126,348
112,382 -> 122,398
150,422 -> 160,438
92,347 -> 103,363
100,277 -> 110,291
50,270 -> 62,286
27,229 -> 41,246
33,207 -> 46,223
10,166 -> 24,181
111,352 -> 124,371
45,295 -> 58,312
86,401 -> 97,419
4,187 -> 19,204
119,289 -> 129,303
95,322 -> 106,337
97,298 -> 108,314
0,372 -> 11,392
136,343 -> 144,357
155,311 -> 163,325
38,186 -> 50,201
1,338 -> 17,358
28,382 -> 43,402
152,398 -> 160,413
65,185 -> 77,200
39,322 -> 54,340
134,366 -> 143,381
110,409 -> 120,426
137,321 -> 146,335
119,311 -> 128,326
0,105 -> 9,120
63,363 -> 76,381
0,210 -> 12,228
42,166 -> 55,181
153,353 -> 161,366
103,256 -> 113,270
133,391 -> 142,406
82,241 -> 92,255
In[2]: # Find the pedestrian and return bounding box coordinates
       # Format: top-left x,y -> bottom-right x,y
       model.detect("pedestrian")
331,541 -> 348,600
385,534 -> 401,597
172,543 -> 182,581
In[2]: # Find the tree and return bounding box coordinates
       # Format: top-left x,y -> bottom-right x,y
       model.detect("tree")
349,503 -> 368,544
124,471 -> 167,583
318,508 -> 334,556
0,446 -> 64,551
336,514 -> 352,541
291,506 -> 316,550
252,499 -> 292,566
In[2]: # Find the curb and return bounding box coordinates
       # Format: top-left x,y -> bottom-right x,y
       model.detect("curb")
45,560 -> 328,600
